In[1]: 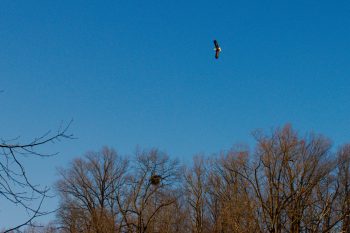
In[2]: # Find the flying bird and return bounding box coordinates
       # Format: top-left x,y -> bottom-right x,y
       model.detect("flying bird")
213,40 -> 221,59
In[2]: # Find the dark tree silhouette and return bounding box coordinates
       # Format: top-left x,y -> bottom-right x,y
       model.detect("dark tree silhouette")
1,121 -> 73,232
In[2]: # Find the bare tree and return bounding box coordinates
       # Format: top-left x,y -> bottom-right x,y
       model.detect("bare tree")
184,155 -> 209,233
208,148 -> 259,233
117,148 -> 183,233
56,147 -> 128,233
335,144 -> 350,233
140,194 -> 189,233
1,122 -> 73,232
225,125 -> 337,233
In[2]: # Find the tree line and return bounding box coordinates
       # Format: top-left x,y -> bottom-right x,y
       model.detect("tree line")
5,124 -> 350,233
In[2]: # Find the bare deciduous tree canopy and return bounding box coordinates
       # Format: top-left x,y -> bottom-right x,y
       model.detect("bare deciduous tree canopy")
56,148 -> 183,233
15,125 -> 350,233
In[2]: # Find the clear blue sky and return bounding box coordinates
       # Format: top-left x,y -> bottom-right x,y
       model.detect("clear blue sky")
1,0 -> 350,228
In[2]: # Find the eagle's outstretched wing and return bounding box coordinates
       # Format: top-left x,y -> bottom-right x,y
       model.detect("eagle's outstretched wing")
213,40 -> 219,49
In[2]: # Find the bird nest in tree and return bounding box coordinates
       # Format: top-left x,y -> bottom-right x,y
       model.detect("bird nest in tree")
150,174 -> 161,185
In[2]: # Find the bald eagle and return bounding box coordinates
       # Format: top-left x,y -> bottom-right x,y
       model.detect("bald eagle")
213,40 -> 221,59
